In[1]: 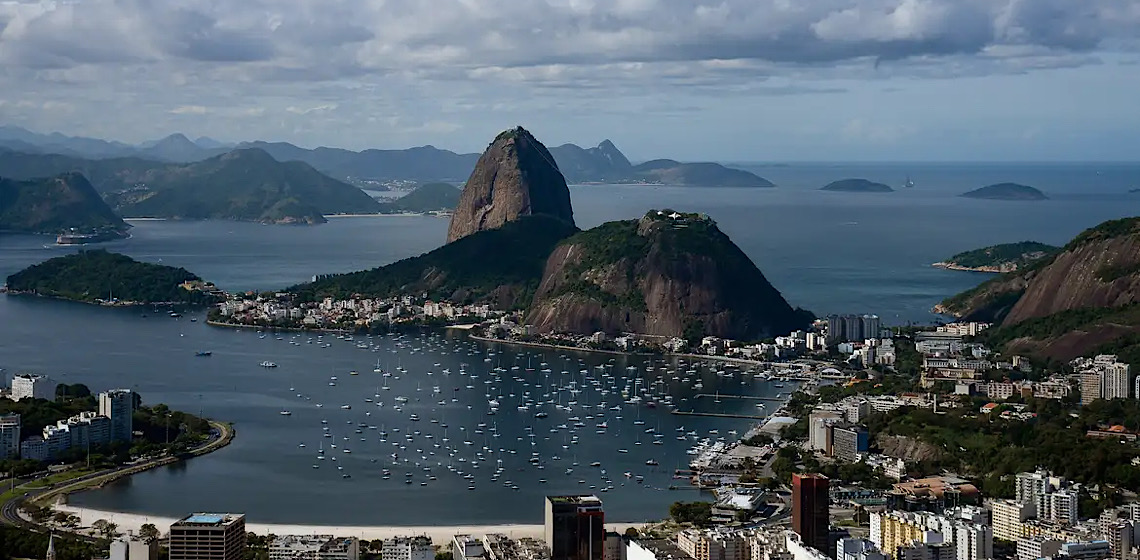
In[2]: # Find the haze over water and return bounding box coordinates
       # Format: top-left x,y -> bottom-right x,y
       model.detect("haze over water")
2,162 -> 1139,524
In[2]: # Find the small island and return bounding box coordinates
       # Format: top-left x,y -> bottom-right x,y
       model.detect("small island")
5,250 -> 223,306
933,241 -> 1059,273
377,182 -> 461,214
960,182 -> 1048,200
821,178 -> 894,192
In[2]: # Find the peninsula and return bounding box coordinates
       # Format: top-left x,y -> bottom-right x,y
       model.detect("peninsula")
933,241 -> 1059,273
5,250 -> 223,306
960,182 -> 1047,200
376,182 -> 461,214
820,178 -> 893,192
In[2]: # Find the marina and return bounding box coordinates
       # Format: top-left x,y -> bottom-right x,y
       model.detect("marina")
0,295 -> 794,525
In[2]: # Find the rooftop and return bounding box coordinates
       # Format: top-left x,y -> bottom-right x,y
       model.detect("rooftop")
630,539 -> 689,560
546,495 -> 602,505
176,513 -> 245,526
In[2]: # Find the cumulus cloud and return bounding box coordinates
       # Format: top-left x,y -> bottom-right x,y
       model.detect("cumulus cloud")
0,0 -> 1137,156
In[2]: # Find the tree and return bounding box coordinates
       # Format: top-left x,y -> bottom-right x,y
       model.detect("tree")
139,523 -> 160,544
624,527 -> 640,538
92,519 -> 119,539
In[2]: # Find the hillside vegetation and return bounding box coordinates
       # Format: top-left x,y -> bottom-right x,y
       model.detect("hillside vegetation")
292,216 -> 580,309
0,172 -> 127,233
6,250 -> 220,305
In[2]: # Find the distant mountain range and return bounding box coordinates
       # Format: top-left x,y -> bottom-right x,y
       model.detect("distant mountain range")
0,125 -> 771,187
0,148 -> 381,224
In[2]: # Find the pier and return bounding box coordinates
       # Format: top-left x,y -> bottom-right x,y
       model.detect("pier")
693,393 -> 785,402
670,410 -> 770,420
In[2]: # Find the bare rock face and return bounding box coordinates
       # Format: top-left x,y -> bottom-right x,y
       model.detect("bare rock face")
525,210 -> 810,340
446,127 -> 575,243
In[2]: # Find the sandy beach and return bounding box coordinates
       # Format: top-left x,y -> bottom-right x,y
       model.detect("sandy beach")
54,505 -> 645,542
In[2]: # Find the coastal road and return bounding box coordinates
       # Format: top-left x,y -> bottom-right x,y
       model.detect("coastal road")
0,421 -> 234,534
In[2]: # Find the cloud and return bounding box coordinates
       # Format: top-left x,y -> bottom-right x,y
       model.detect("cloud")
0,0 -> 1137,158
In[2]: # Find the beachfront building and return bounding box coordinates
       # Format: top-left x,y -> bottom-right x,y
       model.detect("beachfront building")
269,535 -> 359,560
453,535 -> 485,560
169,513 -> 247,560
546,495 -> 605,560
380,537 -> 433,560
99,388 -> 135,442
110,535 -> 159,560
10,373 -> 57,401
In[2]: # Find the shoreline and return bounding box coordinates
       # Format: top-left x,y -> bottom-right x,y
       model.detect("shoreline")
930,262 -> 1006,274
205,319 -> 353,334
51,505 -> 647,541
467,333 -> 655,357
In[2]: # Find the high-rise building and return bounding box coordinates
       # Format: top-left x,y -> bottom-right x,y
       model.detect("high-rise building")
792,474 -> 830,555
991,500 -> 1033,542
1102,363 -> 1131,400
99,389 -> 135,442
1078,373 -> 1102,405
10,374 -> 57,401
545,495 -> 605,560
836,539 -> 886,560
677,530 -> 748,560
169,513 -> 246,560
831,426 -> 869,462
0,414 -> 20,460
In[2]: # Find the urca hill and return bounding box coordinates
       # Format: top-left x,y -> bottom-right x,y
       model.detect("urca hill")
526,210 -> 812,340
297,126 -> 809,340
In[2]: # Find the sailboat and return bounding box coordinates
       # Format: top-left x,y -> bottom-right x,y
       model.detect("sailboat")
903,174 -> 915,188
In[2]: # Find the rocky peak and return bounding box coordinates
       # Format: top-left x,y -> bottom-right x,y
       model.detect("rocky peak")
446,126 -> 575,243
594,139 -> 631,169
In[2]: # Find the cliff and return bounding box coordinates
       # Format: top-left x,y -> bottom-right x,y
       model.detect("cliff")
446,127 -> 575,242
944,217 -> 1140,361
0,172 -> 127,233
525,210 -> 810,339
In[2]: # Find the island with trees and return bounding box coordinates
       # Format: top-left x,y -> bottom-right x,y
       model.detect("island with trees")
821,178 -> 894,192
5,250 -> 223,306
933,241 -> 1059,273
960,182 -> 1048,200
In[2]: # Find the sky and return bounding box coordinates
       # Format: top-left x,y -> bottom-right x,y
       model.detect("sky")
0,0 -> 1139,162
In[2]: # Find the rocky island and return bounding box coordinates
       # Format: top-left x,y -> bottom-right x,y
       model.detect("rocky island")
0,172 -> 129,238
5,250 -> 223,306
821,178 -> 894,192
960,182 -> 1048,200
933,241 -> 1059,273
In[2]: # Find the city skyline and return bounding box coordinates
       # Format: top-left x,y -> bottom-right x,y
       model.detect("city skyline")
0,1 -> 1138,161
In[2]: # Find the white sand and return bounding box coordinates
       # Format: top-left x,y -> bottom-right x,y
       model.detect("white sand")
54,505 -> 645,542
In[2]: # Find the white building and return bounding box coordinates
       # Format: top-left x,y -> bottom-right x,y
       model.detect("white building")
1015,537 -> 1060,560
269,535 -> 359,560
836,539 -> 886,560
10,374 -> 57,401
109,535 -> 159,560
452,535 -> 485,560
785,532 -> 831,560
1103,363 -> 1131,400
380,537 -> 432,560
0,414 -> 19,460
1013,469 -> 1078,525
99,389 -> 135,442
992,500 -> 1034,542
